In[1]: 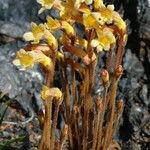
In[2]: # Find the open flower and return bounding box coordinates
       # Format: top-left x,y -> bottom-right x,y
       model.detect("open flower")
60,0 -> 82,23
37,0 -> 63,14
91,28 -> 116,52
83,12 -> 100,29
83,5 -> 114,29
98,5 -> 114,24
13,49 -> 35,69
13,49 -> 53,71
24,22 -> 58,49
23,22 -> 45,44
83,3 -> 126,32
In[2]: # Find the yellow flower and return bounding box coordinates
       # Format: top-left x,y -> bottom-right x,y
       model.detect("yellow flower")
13,49 -> 53,71
45,16 -> 60,31
24,22 -> 58,49
23,22 -> 45,43
37,0 -> 63,14
91,28 -> 116,52
98,5 -> 114,24
83,9 -> 113,29
83,2 -> 126,31
60,0 -> 82,23
41,85 -> 63,101
97,28 -> 116,50
13,49 -> 34,69
94,2 -> 126,31
83,12 -> 99,29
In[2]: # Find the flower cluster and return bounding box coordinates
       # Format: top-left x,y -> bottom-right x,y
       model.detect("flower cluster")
13,0 -> 127,100
14,0 -> 126,69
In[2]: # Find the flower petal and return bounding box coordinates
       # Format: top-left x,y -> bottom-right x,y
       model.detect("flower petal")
13,49 -> 34,69
23,32 -> 34,41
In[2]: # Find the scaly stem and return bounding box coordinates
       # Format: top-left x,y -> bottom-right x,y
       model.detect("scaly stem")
51,103 -> 60,150
82,67 -> 90,150
92,107 -> 101,150
96,87 -> 108,150
102,77 -> 118,150
39,49 -> 56,150
39,97 -> 52,150
106,48 -> 113,72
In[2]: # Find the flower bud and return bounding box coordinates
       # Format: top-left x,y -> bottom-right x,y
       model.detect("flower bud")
100,69 -> 109,87
115,65 -> 123,79
41,85 -> 63,102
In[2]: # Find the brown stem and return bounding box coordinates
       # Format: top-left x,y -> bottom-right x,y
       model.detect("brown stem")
102,76 -> 118,150
60,124 -> 68,150
96,87 -> 108,150
39,49 -> 56,150
71,68 -> 77,106
72,105 -> 81,149
82,68 -> 90,150
106,48 -> 113,71
92,99 -> 102,150
101,34 -> 125,150
92,112 -> 100,150
61,63 -> 74,149
51,103 -> 60,150
115,35 -> 125,68
68,124 -> 73,150
112,100 -> 124,140
63,64 -> 70,121
39,97 -> 52,150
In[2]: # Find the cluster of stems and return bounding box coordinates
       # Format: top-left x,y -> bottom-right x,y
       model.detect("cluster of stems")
37,28 -> 126,150
13,1 -> 127,150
